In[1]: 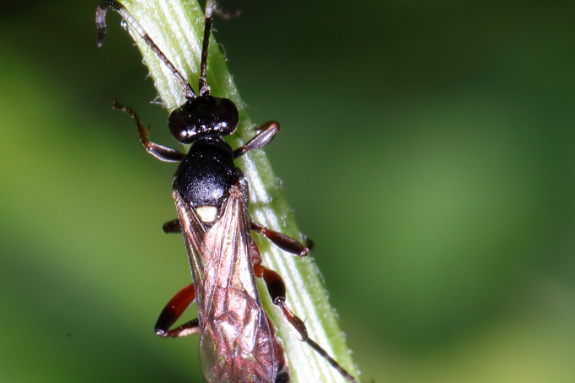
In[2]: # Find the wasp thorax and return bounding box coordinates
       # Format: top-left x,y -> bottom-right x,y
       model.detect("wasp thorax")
169,96 -> 239,144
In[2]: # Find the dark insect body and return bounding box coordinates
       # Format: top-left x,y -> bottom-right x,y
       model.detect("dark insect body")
96,1 -> 360,382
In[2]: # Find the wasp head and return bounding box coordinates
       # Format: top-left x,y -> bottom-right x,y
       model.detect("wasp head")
169,96 -> 239,144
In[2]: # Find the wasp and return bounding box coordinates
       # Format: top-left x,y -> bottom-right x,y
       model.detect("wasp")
96,1 -> 360,382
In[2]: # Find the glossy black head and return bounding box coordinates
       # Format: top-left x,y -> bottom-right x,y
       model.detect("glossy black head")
169,96 -> 238,144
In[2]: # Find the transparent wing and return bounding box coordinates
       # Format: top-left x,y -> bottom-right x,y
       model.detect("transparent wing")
174,182 -> 282,383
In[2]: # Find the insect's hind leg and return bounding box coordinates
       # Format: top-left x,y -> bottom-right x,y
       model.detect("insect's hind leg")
154,283 -> 200,338
113,101 -> 186,162
250,243 -> 359,383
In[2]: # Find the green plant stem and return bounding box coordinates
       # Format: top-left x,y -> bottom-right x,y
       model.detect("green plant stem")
115,0 -> 359,381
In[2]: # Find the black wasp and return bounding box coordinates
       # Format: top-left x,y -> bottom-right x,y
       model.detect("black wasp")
96,1 -> 360,382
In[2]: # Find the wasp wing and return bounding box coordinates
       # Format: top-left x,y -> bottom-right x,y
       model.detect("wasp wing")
174,181 -> 284,383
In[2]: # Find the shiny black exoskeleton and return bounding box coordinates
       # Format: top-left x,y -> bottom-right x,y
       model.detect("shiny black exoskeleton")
171,97 -> 239,212
173,135 -> 237,210
96,1 -> 361,382
169,96 -> 238,143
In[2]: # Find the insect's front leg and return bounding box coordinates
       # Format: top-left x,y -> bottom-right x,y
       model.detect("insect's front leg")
249,240 -> 359,383
154,283 -> 199,338
113,101 -> 186,162
233,121 -> 280,158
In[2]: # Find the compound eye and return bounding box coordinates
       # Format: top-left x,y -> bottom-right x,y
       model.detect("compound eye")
168,109 -> 191,143
216,97 -> 239,135
168,96 -> 239,144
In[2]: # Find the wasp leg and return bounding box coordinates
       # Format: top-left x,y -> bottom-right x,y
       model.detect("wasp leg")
162,219 -> 181,233
154,283 -> 199,338
234,121 -> 280,158
251,221 -> 310,257
252,257 -> 360,383
113,101 -> 186,162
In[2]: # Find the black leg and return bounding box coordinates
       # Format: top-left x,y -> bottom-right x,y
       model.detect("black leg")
252,261 -> 360,383
155,283 -> 200,338
234,122 -> 281,158
251,221 -> 310,257
113,101 -> 186,162
163,219 -> 181,233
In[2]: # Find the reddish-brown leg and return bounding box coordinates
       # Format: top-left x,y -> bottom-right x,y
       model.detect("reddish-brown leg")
154,283 -> 200,338
249,240 -> 359,383
251,221 -> 310,257
164,217 -> 310,258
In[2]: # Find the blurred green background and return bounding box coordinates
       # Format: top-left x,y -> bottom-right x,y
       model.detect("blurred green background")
1,0 -> 574,382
